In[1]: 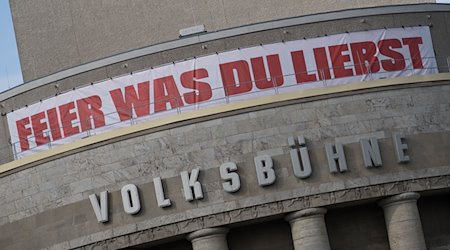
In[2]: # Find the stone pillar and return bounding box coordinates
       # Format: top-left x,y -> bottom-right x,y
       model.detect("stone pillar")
285,208 -> 331,250
187,227 -> 229,250
378,192 -> 426,250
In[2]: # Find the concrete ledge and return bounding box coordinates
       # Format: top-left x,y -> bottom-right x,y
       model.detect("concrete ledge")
285,208 -> 327,221
186,227 -> 229,241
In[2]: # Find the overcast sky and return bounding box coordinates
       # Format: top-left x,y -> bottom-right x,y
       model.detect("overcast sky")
0,0 -> 22,93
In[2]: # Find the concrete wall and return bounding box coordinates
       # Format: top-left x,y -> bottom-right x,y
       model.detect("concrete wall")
2,10 -> 450,165
0,82 -> 449,249
1,3 -> 450,249
10,0 -> 433,81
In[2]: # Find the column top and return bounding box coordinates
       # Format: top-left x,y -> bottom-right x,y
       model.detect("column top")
378,192 -> 420,207
285,207 -> 327,222
186,227 -> 229,241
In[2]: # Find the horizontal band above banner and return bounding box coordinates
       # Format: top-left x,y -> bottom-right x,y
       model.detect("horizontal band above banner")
7,26 -> 437,158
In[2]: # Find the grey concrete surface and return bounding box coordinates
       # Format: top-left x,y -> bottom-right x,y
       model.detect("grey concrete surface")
10,1 -> 433,82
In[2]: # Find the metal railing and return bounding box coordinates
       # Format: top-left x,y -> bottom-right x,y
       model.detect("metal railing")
0,55 -> 448,165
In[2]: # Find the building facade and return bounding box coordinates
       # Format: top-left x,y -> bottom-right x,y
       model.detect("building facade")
0,1 -> 449,249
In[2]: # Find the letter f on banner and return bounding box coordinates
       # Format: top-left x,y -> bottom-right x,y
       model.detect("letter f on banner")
89,191 -> 109,223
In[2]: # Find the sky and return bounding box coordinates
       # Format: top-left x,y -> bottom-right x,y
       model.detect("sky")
0,1 -> 450,94
0,0 -> 22,93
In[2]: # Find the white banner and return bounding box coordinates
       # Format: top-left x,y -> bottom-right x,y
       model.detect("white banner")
7,26 -> 437,158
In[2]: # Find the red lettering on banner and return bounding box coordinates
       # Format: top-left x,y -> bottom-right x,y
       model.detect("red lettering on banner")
378,39 -> 406,71
291,50 -> 317,83
329,44 -> 353,78
250,55 -> 284,89
77,95 -> 105,131
16,117 -> 32,151
402,37 -> 424,69
350,41 -> 380,75
313,47 -> 332,80
31,112 -> 49,146
9,28 -> 435,155
180,69 -> 212,104
46,108 -> 62,141
154,76 -> 184,112
220,60 -> 252,96
59,102 -> 80,137
110,81 -> 150,121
